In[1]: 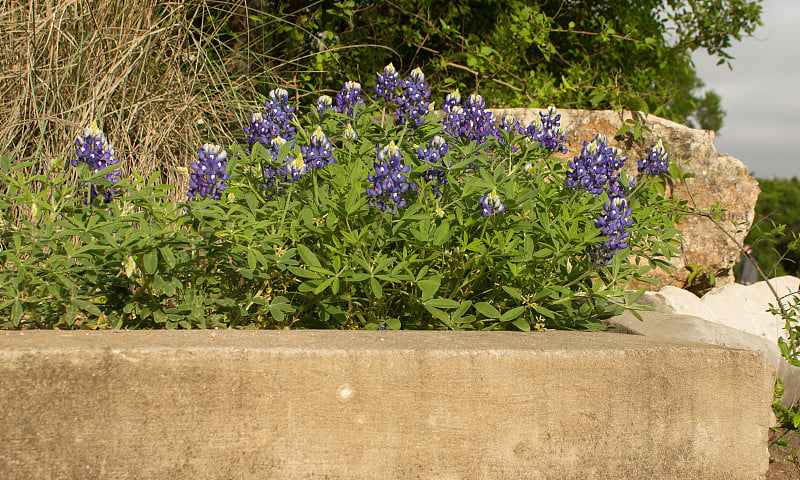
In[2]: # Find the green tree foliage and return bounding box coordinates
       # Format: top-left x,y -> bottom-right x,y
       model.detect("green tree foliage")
744,177 -> 800,279
212,0 -> 761,129
692,90 -> 725,132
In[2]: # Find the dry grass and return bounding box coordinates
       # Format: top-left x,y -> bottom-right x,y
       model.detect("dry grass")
0,0 -> 293,200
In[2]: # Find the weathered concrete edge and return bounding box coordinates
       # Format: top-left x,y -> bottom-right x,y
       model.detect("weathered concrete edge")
608,309 -> 799,409
0,329 -> 775,480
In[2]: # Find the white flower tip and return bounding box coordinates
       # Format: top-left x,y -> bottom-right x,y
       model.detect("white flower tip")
312,126 -> 329,142
83,121 -> 103,140
271,87 -> 289,99
447,90 -> 461,102
344,123 -> 357,140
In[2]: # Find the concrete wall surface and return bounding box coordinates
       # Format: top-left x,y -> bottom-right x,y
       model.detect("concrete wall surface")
0,330 -> 774,479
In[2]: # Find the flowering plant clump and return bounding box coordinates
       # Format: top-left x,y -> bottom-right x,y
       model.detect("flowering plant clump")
0,65 -> 683,330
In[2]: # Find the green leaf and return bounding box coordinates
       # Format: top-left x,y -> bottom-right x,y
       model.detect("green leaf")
512,318 -> 530,332
532,304 -> 555,319
475,302 -> 501,318
386,318 -> 401,330
269,296 -> 295,322
245,192 -> 259,212
779,338 -> 792,361
297,243 -> 321,268
425,298 -> 461,309
370,278 -> 382,298
300,207 -> 314,227
11,300 -> 22,326
142,251 -> 158,275
314,276 -> 335,295
433,221 -> 451,246
502,286 -> 523,301
423,304 -> 452,325
287,265 -> 320,279
418,276 -> 441,301
247,249 -> 257,270
500,306 -> 526,322
159,247 -> 176,269
72,298 -> 103,317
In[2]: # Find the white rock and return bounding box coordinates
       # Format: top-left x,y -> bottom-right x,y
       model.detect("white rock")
700,276 -> 800,344
650,285 -> 719,323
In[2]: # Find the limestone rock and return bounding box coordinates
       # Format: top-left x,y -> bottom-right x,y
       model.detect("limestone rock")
700,275 -> 800,344
491,108 -> 760,292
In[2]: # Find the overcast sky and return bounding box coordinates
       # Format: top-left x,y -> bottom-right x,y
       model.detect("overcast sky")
692,0 -> 800,179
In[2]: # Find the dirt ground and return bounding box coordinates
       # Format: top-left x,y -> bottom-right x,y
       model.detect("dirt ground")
768,427 -> 800,479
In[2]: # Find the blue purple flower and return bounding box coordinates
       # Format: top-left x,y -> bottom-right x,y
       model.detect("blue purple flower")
395,68 -> 432,129
639,139 -> 669,176
334,81 -> 364,118
478,189 -> 505,217
416,135 -> 451,198
565,134 -> 627,196
366,141 -> 411,214
301,127 -> 335,170
441,92 -> 496,147
591,197 -> 634,264
520,106 -> 567,153
316,95 -> 333,117
374,63 -> 400,103
187,143 -> 230,201
73,122 -> 121,203
259,137 -> 306,188
495,114 -> 522,151
442,90 -> 461,113
244,87 -> 296,154
344,122 -> 358,141
566,134 -> 637,264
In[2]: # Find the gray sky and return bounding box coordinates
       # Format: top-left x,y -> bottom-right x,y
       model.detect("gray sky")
692,0 -> 800,179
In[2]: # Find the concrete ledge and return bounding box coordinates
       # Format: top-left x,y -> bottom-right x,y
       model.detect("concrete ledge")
0,330 -> 774,479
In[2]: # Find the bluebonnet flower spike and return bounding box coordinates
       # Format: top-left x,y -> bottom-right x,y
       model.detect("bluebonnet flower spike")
366,141 -> 411,214
396,67 -> 432,129
478,189 -> 506,217
187,143 -> 230,201
639,139 -> 669,176
374,63 -> 400,103
301,127 -> 335,170
73,121 -> 121,203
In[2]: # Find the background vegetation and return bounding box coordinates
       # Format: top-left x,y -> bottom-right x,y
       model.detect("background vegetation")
1,0 -> 762,204
741,177 -> 800,280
